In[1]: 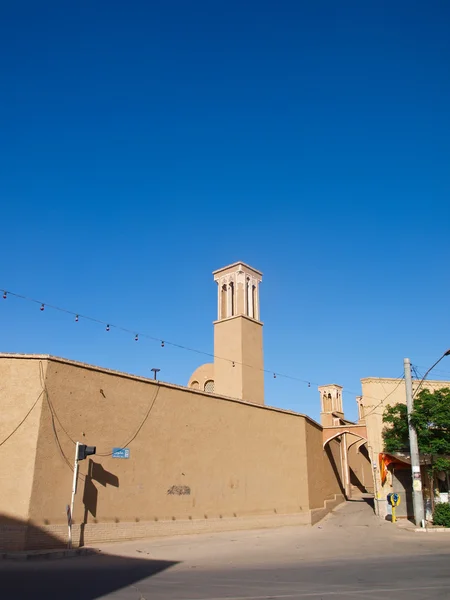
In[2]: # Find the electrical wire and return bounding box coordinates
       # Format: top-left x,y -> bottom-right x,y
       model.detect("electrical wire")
413,364 -> 450,379
362,375 -> 405,419
36,358 -> 161,457
411,365 -> 421,380
0,390 -> 44,447
412,350 -> 450,399
96,387 -> 160,456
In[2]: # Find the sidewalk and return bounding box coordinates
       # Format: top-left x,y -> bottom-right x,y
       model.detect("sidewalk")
394,517 -> 450,533
0,547 -> 98,561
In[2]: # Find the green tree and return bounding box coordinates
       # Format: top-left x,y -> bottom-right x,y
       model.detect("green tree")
410,388 -> 450,456
382,403 -> 409,453
382,387 -> 450,457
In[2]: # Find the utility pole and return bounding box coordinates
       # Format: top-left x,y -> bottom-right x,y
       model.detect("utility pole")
404,358 -> 425,527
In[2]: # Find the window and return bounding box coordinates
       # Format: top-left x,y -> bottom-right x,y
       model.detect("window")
229,282 -> 235,316
221,285 -> 227,319
323,393 -> 332,412
246,278 -> 250,316
252,285 -> 256,318
190,381 -> 199,389
204,380 -> 215,393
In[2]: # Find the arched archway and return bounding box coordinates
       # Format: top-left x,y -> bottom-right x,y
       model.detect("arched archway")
323,428 -> 371,500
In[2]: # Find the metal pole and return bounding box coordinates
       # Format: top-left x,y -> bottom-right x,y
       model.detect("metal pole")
404,358 -> 425,527
369,444 -> 380,516
68,442 -> 80,548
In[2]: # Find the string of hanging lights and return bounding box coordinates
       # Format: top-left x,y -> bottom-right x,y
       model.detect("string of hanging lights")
0,286 -> 392,401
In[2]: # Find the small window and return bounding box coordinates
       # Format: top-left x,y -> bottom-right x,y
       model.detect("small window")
190,381 -> 199,389
230,282 -> 235,316
323,393 -> 332,412
204,380 -> 215,393
221,285 -> 227,318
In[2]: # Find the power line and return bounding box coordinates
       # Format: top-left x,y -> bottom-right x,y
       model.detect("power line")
411,365 -> 422,380
0,287 -> 413,412
412,350 -> 450,399
39,364 -> 161,457
0,390 -> 44,447
96,387 -> 160,456
362,375 -> 405,419
0,286 -> 366,397
412,364 -> 450,379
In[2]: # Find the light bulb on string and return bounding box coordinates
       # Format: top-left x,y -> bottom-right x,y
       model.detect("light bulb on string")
273,373 -> 276,379
161,341 -> 165,348
2,291 -> 6,299
75,315 -> 79,322
106,324 -> 110,332
232,361 -> 235,368
40,304 -> 45,311
308,382 -> 311,388
135,334 -> 139,342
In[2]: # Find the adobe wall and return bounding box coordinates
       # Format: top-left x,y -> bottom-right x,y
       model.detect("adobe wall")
305,420 -> 344,519
0,358 -> 45,524
0,355 -> 344,549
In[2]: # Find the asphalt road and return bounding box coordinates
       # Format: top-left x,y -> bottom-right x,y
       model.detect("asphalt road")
2,500 -> 450,600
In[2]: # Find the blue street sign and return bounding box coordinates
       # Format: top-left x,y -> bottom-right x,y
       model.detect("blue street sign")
112,447 -> 130,459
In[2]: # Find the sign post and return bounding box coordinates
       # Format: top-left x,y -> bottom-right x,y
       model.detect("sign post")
68,442 -> 80,549
67,442 -> 96,548
66,504 -> 72,548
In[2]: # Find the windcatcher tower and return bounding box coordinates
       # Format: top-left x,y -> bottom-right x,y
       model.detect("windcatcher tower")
318,384 -> 344,426
213,262 -> 264,405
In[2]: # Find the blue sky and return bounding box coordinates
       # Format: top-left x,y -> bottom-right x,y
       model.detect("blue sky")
1,1 -> 450,421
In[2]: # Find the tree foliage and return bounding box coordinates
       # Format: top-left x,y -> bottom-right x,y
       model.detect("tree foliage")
382,403 -> 409,452
382,387 -> 450,460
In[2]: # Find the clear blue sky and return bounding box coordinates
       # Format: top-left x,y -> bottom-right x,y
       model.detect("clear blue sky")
2,1 -> 450,421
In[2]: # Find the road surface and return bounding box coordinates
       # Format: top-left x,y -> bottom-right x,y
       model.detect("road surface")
1,499 -> 449,599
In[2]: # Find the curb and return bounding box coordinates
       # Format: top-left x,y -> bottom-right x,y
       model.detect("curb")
414,528 -> 450,533
0,548 -> 100,561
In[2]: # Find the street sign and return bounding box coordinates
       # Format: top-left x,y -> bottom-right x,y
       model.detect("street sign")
112,447 -> 130,459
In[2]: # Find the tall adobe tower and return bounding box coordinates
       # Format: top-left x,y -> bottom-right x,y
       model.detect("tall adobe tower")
214,262 -> 264,405
188,261 -> 264,405
318,384 -> 344,426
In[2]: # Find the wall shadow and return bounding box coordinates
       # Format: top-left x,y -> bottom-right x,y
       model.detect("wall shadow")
325,444 -> 345,496
0,514 -> 178,599
0,514 -> 66,551
349,467 -> 367,493
80,460 -> 119,548
0,553 -> 177,600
